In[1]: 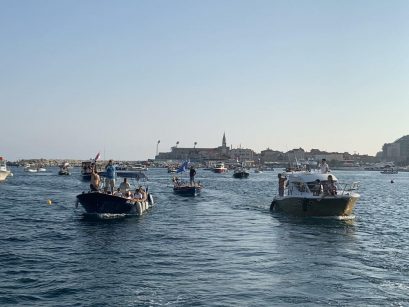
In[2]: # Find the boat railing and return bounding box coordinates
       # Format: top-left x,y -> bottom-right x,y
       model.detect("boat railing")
337,181 -> 360,195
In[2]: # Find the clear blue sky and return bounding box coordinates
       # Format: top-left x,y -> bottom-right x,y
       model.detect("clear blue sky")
1,0 -> 408,161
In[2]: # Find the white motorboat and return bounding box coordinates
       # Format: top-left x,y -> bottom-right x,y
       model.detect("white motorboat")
212,162 -> 228,173
270,170 -> 360,217
0,157 -> 12,181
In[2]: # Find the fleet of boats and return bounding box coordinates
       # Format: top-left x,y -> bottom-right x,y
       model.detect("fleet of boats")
0,155 -> 374,219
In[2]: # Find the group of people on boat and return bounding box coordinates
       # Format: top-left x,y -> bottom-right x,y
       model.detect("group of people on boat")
172,165 -> 198,187
277,159 -> 337,197
89,160 -> 148,202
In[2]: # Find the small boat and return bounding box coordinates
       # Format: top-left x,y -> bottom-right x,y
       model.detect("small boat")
76,169 -> 153,215
0,157 -> 12,181
233,167 -> 249,179
131,164 -> 148,171
172,161 -> 203,196
24,165 -> 46,173
76,191 -> 154,215
270,171 -> 360,217
81,161 -> 93,180
58,162 -> 70,175
173,182 -> 203,196
212,162 -> 228,173
167,166 -> 177,173
254,168 -> 263,173
380,169 -> 398,174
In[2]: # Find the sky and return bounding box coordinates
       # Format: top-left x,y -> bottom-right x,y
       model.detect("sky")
1,0 -> 408,161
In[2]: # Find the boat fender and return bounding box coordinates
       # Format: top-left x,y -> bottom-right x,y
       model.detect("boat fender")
148,193 -> 154,206
136,203 -> 143,215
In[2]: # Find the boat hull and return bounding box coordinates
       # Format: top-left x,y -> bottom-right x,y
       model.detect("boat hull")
76,192 -> 152,215
213,168 -> 227,173
173,185 -> 202,196
270,195 -> 359,217
0,170 -> 11,181
233,172 -> 249,179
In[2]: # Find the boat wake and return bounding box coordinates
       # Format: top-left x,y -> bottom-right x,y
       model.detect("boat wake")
82,213 -> 132,220
311,215 -> 356,221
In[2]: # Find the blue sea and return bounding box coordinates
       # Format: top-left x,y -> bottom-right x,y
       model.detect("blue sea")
1,167 -> 409,306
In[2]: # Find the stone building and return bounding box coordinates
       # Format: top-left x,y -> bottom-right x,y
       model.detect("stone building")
382,135 -> 409,163
155,133 -> 230,162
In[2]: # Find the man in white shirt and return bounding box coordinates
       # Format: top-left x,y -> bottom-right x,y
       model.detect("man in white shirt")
119,178 -> 131,194
319,159 -> 330,173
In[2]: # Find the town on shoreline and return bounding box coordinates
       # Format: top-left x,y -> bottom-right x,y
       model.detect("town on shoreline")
7,133 -> 409,170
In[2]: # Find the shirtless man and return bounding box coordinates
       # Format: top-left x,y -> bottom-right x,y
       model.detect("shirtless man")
90,166 -> 100,192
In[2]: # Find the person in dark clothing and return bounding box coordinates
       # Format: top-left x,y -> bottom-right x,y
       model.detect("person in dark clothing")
189,166 -> 196,186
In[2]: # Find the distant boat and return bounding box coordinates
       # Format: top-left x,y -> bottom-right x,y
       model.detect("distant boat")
58,162 -> 70,176
380,169 -> 398,174
172,161 -> 203,196
24,164 -> 46,173
212,162 -> 228,173
233,167 -> 249,179
81,161 -> 93,180
131,164 -> 148,171
0,157 -> 12,181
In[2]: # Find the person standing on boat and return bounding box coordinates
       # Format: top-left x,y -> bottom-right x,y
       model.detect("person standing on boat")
189,166 -> 196,186
105,160 -> 116,194
278,173 -> 287,196
90,165 -> 100,192
319,158 -> 330,174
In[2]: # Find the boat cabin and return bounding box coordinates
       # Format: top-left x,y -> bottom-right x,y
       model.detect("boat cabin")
282,172 -> 358,197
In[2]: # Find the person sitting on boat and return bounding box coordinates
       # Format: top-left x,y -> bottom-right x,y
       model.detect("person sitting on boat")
319,159 -> 330,174
113,188 -> 122,197
312,179 -> 323,196
119,178 -> 131,194
325,175 -> 337,196
125,190 -> 133,199
90,166 -> 100,192
172,176 -> 181,186
278,173 -> 287,197
105,159 -> 116,194
133,187 -> 147,202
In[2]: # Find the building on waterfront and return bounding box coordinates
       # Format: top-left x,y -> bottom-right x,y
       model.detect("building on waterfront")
155,133 -> 230,162
230,148 -> 257,163
382,135 -> 409,163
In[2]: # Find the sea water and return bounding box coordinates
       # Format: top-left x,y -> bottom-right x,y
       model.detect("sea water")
1,167 -> 408,306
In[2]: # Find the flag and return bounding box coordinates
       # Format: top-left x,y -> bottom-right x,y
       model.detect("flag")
94,152 -> 101,161
176,161 -> 189,173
